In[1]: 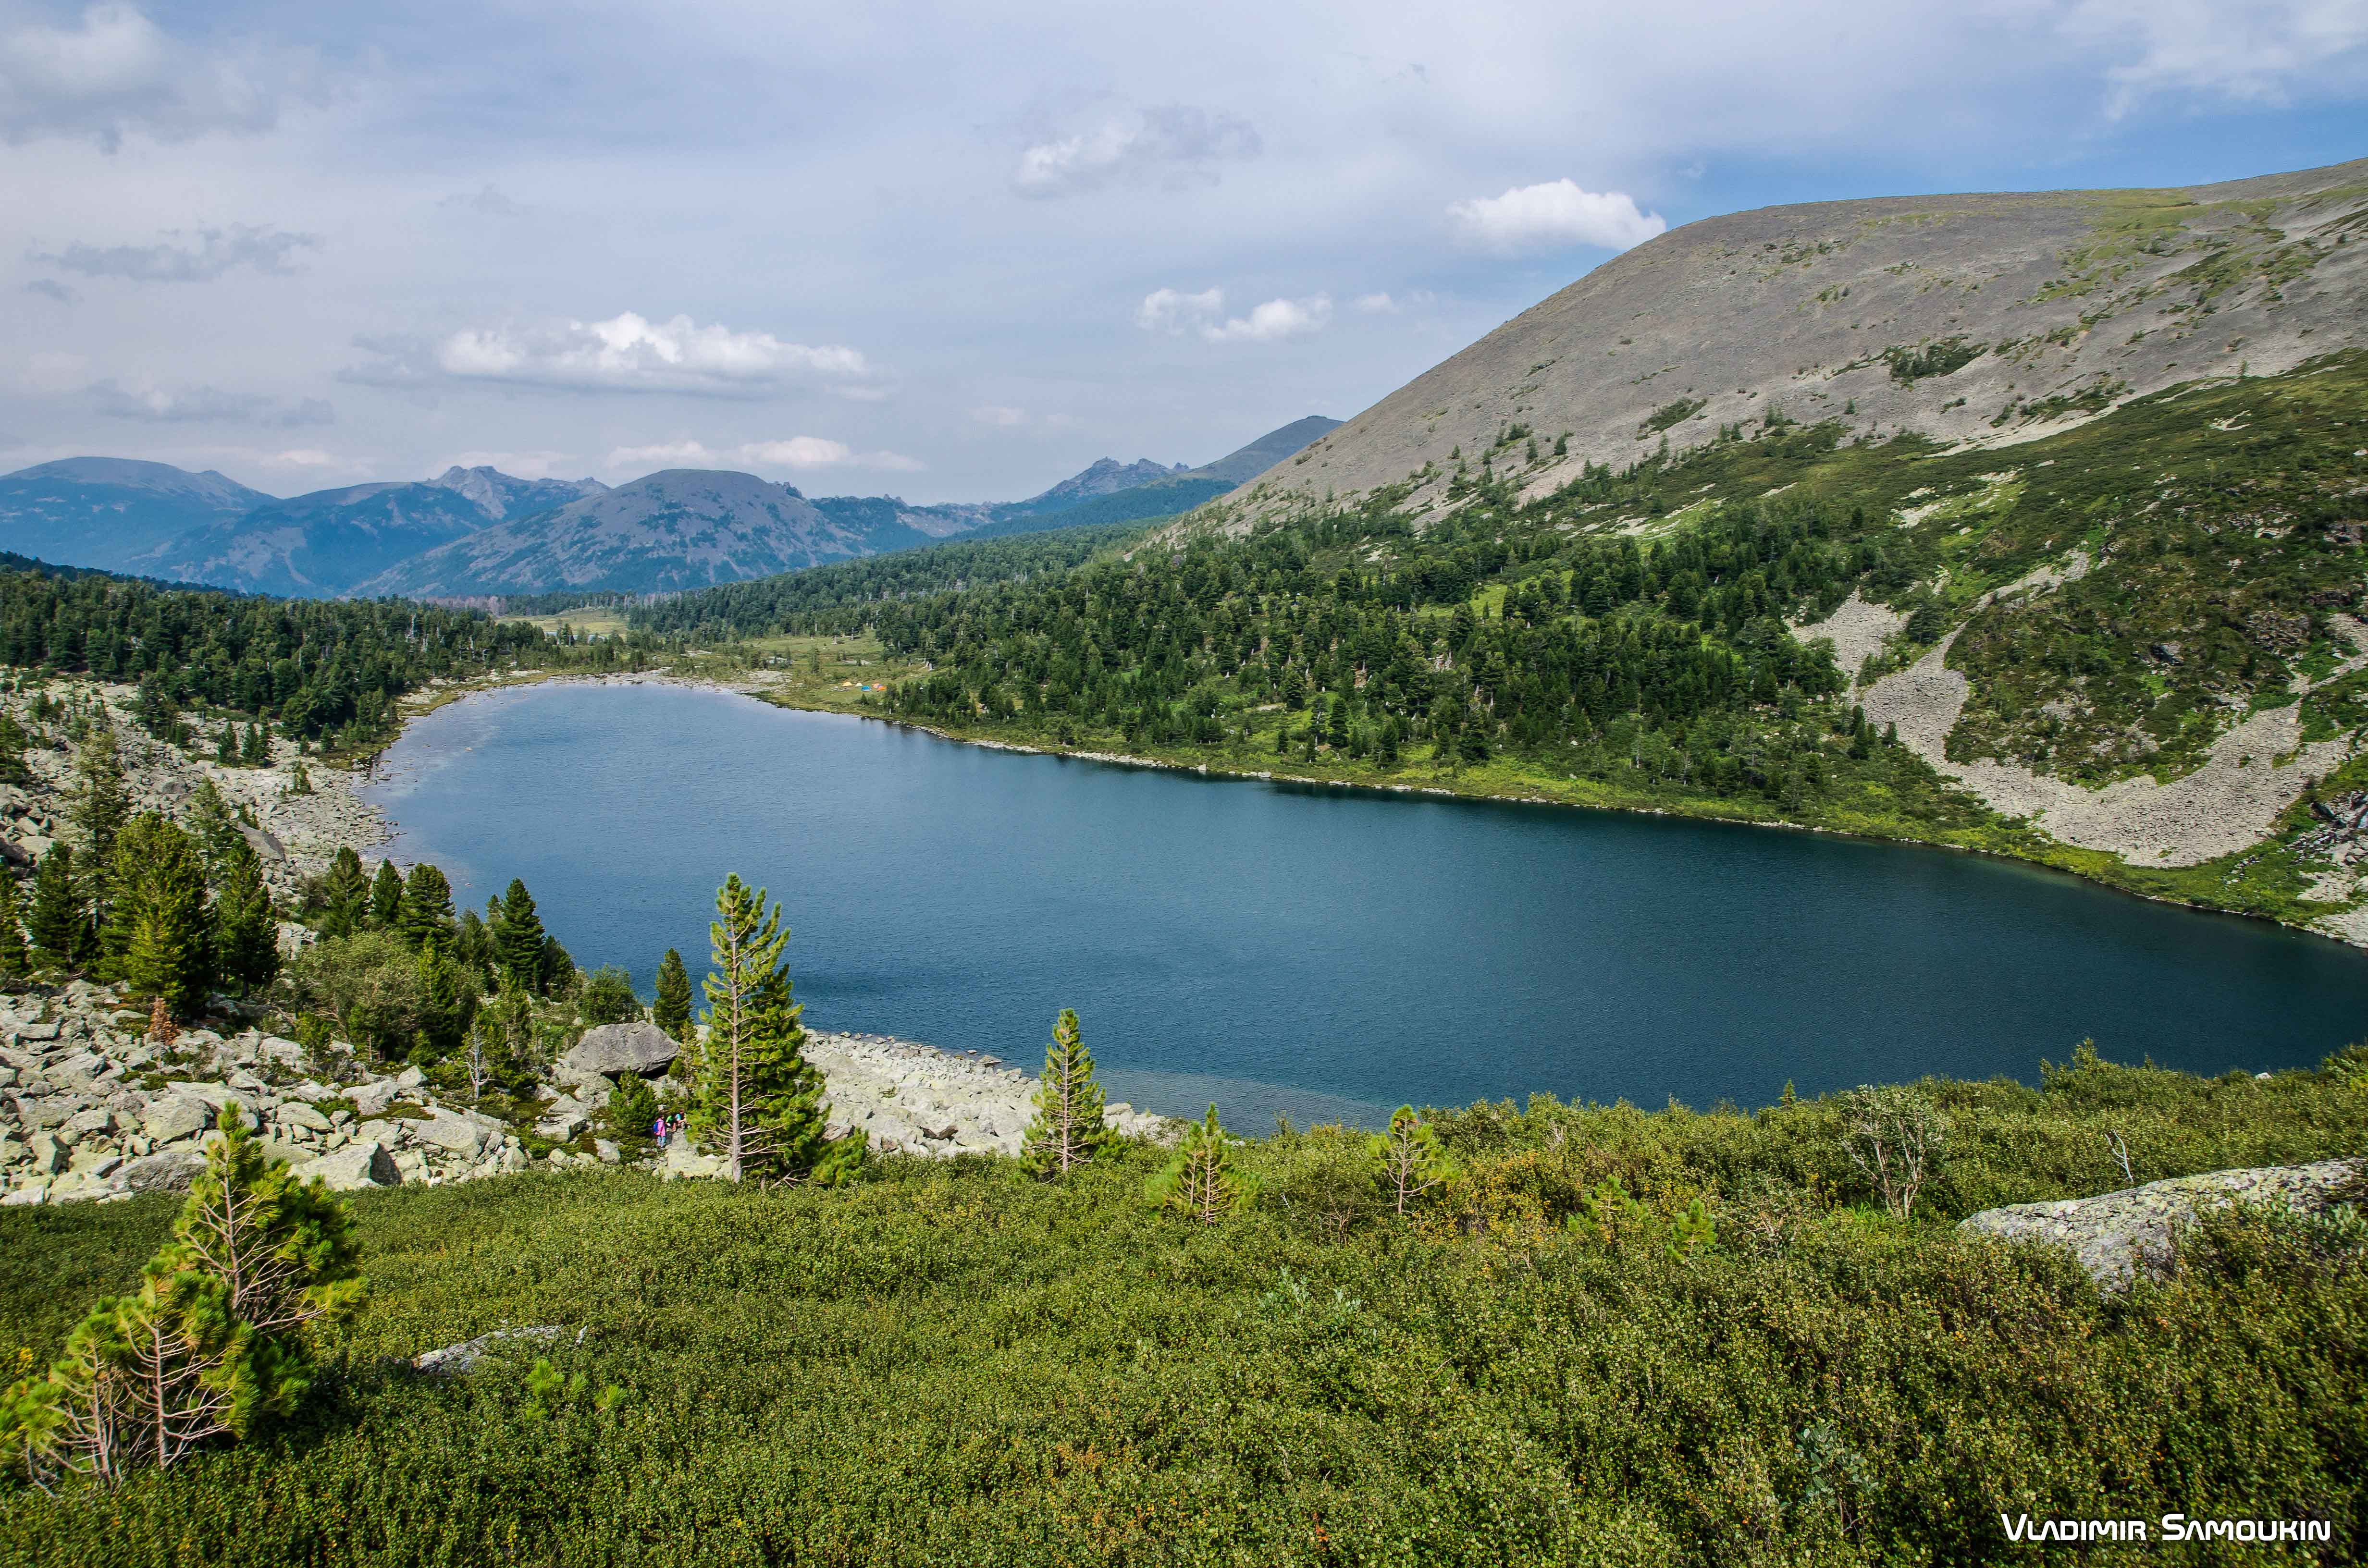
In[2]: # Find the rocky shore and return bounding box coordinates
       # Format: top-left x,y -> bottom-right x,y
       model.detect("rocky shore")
0,983 -> 1172,1205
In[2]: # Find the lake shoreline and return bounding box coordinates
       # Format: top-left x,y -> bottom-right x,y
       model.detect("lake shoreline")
383,665 -> 2368,958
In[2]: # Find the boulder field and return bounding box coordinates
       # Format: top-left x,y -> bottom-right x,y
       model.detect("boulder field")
0,989 -> 1173,1205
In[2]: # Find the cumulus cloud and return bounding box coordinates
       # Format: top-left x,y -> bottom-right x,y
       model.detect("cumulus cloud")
1014,102 -> 1260,197
1351,292 -> 1400,314
1135,287 -> 1331,343
604,436 -> 923,474
24,278 -> 75,303
88,378 -> 333,426
1447,179 -> 1667,254
35,224 -> 318,282
1134,286 -> 1225,335
415,312 -> 872,397
0,3 -> 300,150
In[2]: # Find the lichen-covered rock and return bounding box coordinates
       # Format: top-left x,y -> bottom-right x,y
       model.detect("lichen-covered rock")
142,1096 -> 212,1143
295,1140 -> 399,1191
1957,1158 -> 2361,1288
562,1022 -> 678,1078
121,1147 -> 208,1194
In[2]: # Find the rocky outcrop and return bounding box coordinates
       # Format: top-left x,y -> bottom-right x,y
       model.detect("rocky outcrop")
561,1022 -> 678,1078
0,982 -> 1174,1206
1957,1158 -> 2362,1288
804,1030 -> 1171,1159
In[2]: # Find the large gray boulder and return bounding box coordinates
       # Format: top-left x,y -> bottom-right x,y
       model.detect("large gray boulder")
561,1022 -> 678,1079
122,1147 -> 209,1194
412,1114 -> 486,1158
294,1141 -> 399,1191
344,1079 -> 401,1118
142,1096 -> 212,1144
1957,1158 -> 2361,1289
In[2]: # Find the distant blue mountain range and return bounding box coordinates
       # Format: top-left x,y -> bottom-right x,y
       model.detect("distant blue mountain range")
0,416 -> 1338,600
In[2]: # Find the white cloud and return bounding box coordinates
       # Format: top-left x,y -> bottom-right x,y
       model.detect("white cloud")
1014,102 -> 1260,198
2062,0 -> 2368,113
1202,294 -> 1332,343
1351,292 -> 1401,314
87,378 -> 333,426
0,3 -> 300,150
1137,287 -> 1332,343
970,405 -> 1028,427
1447,179 -> 1667,254
35,224 -> 317,282
1134,286 -> 1225,335
604,436 -> 923,474
423,312 -> 872,397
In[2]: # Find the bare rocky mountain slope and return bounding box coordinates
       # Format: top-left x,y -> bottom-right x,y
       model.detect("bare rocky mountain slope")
1231,158 -> 2368,521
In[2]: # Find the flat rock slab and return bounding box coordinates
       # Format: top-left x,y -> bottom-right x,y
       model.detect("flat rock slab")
412,1324 -> 565,1376
1957,1158 -> 2361,1289
294,1140 -> 399,1191
121,1147 -> 209,1194
562,1022 -> 678,1078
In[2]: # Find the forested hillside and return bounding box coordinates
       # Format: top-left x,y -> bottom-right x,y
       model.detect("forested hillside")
651,355 -> 2368,938
0,562 -> 567,750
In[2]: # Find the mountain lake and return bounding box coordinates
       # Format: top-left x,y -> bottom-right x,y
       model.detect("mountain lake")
360,680 -> 2368,1129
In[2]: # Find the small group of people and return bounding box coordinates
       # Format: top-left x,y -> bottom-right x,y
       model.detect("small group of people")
651,1112 -> 687,1148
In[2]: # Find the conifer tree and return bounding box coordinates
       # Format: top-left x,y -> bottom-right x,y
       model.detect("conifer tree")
653,947 -> 692,1041
397,863 -> 456,951
0,875 -> 30,979
367,861 -> 403,929
1145,1105 -> 1249,1225
214,726 -> 237,766
320,847 -> 368,939
1368,1105 -> 1455,1217
26,843 -> 82,970
0,1123 -> 363,1485
212,846 -> 279,997
494,879 -> 545,992
690,875 -> 858,1185
120,819 -> 213,1020
69,722 -> 129,874
241,723 -> 269,766
1024,1008 -> 1109,1177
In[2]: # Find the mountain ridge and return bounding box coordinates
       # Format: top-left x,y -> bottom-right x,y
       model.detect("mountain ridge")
1223,158 -> 2368,522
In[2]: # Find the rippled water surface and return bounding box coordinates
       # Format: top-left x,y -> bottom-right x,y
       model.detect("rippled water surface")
361,681 -> 2368,1128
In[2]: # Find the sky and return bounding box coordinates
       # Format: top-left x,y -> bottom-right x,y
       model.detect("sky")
2,0 -> 2365,504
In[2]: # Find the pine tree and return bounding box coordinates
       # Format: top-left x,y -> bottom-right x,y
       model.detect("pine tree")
120,819 -> 213,1020
1,1123 -> 363,1485
690,874 -> 858,1185
214,726 -> 237,766
367,861 -> 403,929
241,723 -> 269,767
1144,1105 -> 1249,1225
494,879 -> 545,992
1024,1008 -> 1109,1178
1368,1105 -> 1455,1217
26,843 -> 82,970
212,845 -> 279,997
69,722 -> 129,873
398,864 -> 456,951
0,875 -> 30,979
653,947 -> 692,1041
320,847 -> 368,940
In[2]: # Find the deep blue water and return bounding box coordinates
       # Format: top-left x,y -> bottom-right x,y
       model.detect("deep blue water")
361,682 -> 2368,1129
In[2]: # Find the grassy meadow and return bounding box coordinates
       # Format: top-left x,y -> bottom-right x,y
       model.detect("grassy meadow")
3,1047 -> 2364,1565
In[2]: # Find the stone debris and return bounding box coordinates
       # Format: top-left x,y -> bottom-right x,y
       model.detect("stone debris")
1957,1157 -> 2362,1289
803,1030 -> 1172,1159
0,983 -> 1173,1207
